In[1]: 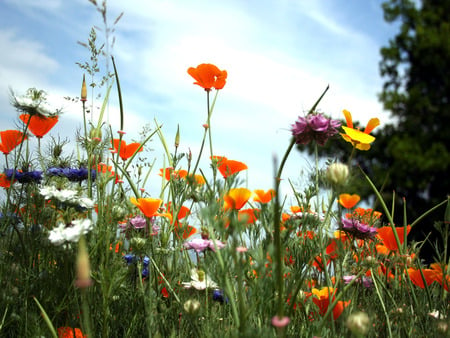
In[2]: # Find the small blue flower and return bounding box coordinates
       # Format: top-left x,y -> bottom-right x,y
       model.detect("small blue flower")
123,254 -> 135,265
47,167 -> 96,182
5,169 -> 42,183
212,289 -> 228,303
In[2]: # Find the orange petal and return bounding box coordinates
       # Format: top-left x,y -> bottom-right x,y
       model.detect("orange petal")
122,142 -> 143,160
253,189 -> 275,204
342,110 -> 353,129
130,197 -> 162,218
377,225 -> 411,251
19,114 -> 58,138
338,194 -> 360,209
364,118 -> 380,134
224,188 -> 251,210
0,130 -> 26,155
218,159 -> 248,178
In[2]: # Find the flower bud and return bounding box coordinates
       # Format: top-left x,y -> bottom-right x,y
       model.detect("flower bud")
75,236 -> 93,288
183,299 -> 201,315
326,162 -> 349,186
346,311 -> 370,336
175,124 -> 180,148
81,74 -> 87,102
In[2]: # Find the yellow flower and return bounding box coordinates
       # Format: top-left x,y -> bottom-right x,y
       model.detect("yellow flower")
341,110 -> 380,150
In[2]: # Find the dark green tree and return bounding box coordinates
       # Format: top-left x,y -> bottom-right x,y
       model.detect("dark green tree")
304,0 -> 450,262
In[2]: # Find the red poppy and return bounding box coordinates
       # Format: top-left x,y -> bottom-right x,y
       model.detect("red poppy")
57,326 -> 87,338
19,114 -> 58,138
0,173 -> 13,188
111,139 -> 143,161
0,130 -> 26,155
187,63 -> 227,91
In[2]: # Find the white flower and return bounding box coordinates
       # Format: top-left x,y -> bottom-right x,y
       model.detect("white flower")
39,185 -> 94,208
182,268 -> 218,290
48,219 -> 93,245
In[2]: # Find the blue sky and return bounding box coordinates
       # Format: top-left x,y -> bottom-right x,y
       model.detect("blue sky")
0,0 -> 397,198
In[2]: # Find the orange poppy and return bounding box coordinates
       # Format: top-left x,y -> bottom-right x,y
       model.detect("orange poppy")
0,130 -> 26,155
223,187 -> 251,210
238,208 -> 260,224
187,63 -> 227,91
407,267 -> 436,289
0,173 -> 13,188
376,225 -> 411,252
311,287 -> 350,320
429,263 -> 450,291
57,326 -> 87,338
19,114 -> 58,138
341,109 -> 380,150
253,189 -> 275,204
212,156 -> 247,178
111,139 -> 143,161
338,193 -> 360,209
130,197 -> 172,221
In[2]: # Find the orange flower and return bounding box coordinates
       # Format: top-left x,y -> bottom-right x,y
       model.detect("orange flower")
429,263 -> 450,291
311,287 -> 350,320
187,63 -> 227,91
130,197 -> 172,221
338,193 -> 360,209
19,113 -> 58,138
253,189 -> 275,204
0,130 -> 26,155
57,326 -> 87,338
111,139 -> 143,161
224,187 -> 251,210
407,267 -> 436,289
238,208 -> 260,224
341,109 -> 380,150
0,173 -> 13,188
214,156 -> 248,178
376,225 -> 411,252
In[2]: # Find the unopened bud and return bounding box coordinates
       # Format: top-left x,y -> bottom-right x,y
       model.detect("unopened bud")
346,311 -> 370,336
81,74 -> 87,102
183,299 -> 200,314
75,236 -> 93,288
175,124 -> 180,148
326,162 -> 349,186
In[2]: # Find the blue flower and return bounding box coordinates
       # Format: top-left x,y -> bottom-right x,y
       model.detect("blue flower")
47,167 -> 96,182
212,289 -> 228,303
4,169 -> 42,183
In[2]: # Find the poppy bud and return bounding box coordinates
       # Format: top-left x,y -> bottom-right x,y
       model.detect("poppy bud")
75,236 -> 93,288
346,311 -> 370,336
81,74 -> 87,102
183,299 -> 200,315
175,124 -> 180,148
326,162 -> 349,186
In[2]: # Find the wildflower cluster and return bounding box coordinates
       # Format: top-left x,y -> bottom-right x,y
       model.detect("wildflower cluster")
0,20 -> 448,338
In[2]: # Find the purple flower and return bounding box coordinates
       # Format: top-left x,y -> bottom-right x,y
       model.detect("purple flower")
308,114 -> 329,132
129,215 -> 147,229
291,113 -> 341,146
341,217 -> 378,240
343,275 -> 373,288
184,238 -> 211,253
183,238 -> 226,253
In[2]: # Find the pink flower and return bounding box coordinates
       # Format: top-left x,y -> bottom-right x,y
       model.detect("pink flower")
271,316 -> 290,328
